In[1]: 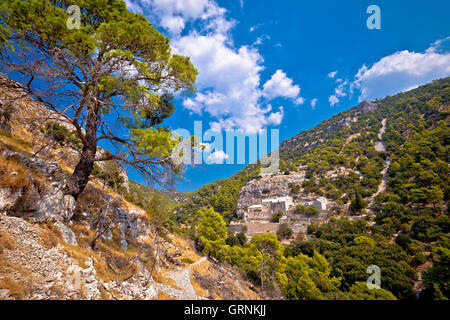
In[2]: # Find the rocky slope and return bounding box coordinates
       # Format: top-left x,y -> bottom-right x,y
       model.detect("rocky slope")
0,74 -> 260,300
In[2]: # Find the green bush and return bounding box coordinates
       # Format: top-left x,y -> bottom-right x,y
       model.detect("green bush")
277,223 -> 293,240
44,122 -> 82,149
272,210 -> 284,222
294,204 -> 320,216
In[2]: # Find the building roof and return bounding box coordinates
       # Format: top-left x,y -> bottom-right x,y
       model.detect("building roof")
262,196 -> 292,203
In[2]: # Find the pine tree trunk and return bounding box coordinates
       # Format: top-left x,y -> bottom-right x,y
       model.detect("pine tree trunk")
63,104 -> 98,199
63,145 -> 96,199
260,250 -> 265,292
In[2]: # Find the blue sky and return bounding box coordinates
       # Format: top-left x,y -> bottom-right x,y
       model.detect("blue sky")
124,0 -> 450,191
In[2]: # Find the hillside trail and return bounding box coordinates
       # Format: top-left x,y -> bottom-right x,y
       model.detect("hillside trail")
373,119 -> 391,198
156,256 -> 208,300
413,258 -> 432,298
374,118 -> 387,152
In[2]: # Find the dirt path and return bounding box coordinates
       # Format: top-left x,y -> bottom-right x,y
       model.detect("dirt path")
372,119 -> 390,199
374,159 -> 391,198
374,118 -> 387,152
414,259 -> 431,298
156,257 -> 207,300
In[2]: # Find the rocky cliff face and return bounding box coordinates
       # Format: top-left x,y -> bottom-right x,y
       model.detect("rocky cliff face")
1,150 -> 76,222
0,214 -> 159,300
235,169 -> 337,241
236,172 -> 306,219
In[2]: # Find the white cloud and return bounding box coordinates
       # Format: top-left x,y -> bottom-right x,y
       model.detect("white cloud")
352,38 -> 450,101
127,0 -> 303,133
328,70 -> 338,78
329,95 -> 339,107
206,150 -> 229,164
294,97 -> 305,105
262,69 -> 303,104
124,0 -> 143,13
334,80 -> 348,98
249,23 -> 263,32
174,33 -> 270,132
253,34 -> 270,46
139,0 -> 228,35
239,0 -> 244,9
265,106 -> 284,125
160,15 -> 185,34
327,78 -> 349,106
310,98 -> 318,109
326,38 -> 450,105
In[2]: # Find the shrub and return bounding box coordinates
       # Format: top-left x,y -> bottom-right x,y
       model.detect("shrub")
271,210 -> 283,222
350,189 -> 365,212
294,204 -> 320,216
409,253 -> 427,267
277,223 -> 293,240
92,161 -> 126,194
395,234 -> 412,249
44,122 -> 82,149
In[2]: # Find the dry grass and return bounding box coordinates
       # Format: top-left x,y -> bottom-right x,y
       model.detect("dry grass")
30,170 -> 49,194
190,259 -> 212,298
94,255 -> 127,283
190,273 -> 209,298
0,154 -> 29,191
191,268 -> 215,300
63,222 -> 143,283
0,230 -> 15,254
191,260 -> 260,300
152,270 -> 180,289
61,243 -> 90,269
156,290 -> 178,300
35,222 -> 64,249
77,185 -> 108,215
0,129 -> 32,152
0,274 -> 33,299
97,284 -> 115,300
67,225 -> 125,282
167,236 -> 201,264
62,243 -> 118,282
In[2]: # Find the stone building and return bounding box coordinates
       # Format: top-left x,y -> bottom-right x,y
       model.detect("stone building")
245,196 -> 294,222
304,196 -> 328,211
261,196 -> 294,214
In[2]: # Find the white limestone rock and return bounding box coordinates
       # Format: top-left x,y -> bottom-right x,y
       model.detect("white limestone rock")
0,187 -> 22,212
54,221 -> 77,245
35,188 -> 76,222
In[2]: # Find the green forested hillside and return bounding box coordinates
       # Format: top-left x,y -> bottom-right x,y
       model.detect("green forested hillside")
176,77 -> 450,300
176,78 -> 449,222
